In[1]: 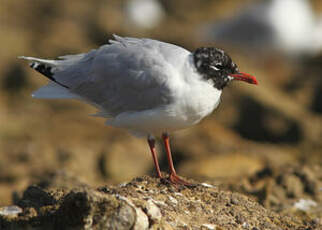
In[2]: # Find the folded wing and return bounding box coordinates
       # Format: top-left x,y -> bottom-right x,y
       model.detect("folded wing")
21,35 -> 190,117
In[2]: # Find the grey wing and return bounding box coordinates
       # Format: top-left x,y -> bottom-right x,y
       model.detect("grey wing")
54,36 -> 190,116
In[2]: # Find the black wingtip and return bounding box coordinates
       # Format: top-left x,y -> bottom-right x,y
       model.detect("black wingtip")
30,62 -> 69,89
30,62 -> 53,78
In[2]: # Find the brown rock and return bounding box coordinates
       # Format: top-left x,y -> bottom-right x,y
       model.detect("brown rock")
0,175 -> 318,230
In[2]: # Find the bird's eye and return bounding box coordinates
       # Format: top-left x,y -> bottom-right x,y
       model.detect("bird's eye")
215,64 -> 223,69
210,64 -> 223,71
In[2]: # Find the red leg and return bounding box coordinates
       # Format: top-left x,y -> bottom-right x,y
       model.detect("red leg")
162,133 -> 193,186
147,136 -> 162,179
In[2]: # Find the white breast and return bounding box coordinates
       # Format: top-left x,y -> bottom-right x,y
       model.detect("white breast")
169,75 -> 221,127
106,87 -> 221,137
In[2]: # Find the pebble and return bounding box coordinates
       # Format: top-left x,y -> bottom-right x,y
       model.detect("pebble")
0,206 -> 23,216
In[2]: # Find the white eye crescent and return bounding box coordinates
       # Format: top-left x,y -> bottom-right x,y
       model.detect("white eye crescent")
210,65 -> 219,71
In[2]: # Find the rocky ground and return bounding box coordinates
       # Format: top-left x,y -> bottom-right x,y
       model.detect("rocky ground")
0,172 -> 320,230
0,0 -> 321,229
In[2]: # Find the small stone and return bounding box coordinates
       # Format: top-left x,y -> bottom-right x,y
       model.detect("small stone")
242,222 -> 250,229
133,207 -> 149,230
0,206 -> 23,216
201,223 -> 216,229
116,195 -> 148,230
166,196 -> 178,206
293,199 -> 317,211
201,183 -> 215,188
230,196 -> 239,205
146,199 -> 162,222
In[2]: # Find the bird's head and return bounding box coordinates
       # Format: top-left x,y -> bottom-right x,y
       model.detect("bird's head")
193,47 -> 258,90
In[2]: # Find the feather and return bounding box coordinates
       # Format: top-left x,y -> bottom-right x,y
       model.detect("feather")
32,82 -> 79,99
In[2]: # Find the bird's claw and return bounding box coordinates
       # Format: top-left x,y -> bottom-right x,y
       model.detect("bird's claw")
168,173 -> 195,187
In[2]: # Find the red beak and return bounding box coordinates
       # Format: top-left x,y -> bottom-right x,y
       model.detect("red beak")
229,72 -> 258,85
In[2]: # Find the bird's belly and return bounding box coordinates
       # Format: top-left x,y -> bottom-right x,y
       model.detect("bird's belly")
106,86 -> 221,136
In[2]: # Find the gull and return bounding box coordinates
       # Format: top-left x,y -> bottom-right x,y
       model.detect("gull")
20,35 -> 258,185
202,0 -> 322,57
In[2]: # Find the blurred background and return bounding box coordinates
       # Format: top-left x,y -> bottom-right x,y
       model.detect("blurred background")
0,0 -> 321,216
